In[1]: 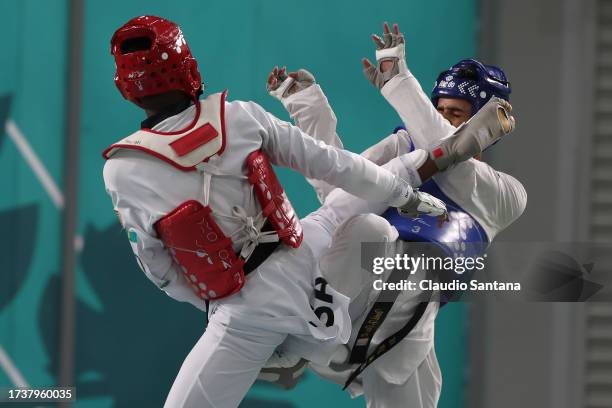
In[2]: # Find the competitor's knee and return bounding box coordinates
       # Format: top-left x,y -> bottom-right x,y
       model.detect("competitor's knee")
320,215 -> 397,299
335,214 -> 398,244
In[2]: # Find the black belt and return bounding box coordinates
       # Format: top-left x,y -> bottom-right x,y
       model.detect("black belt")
243,221 -> 280,274
343,266 -> 431,389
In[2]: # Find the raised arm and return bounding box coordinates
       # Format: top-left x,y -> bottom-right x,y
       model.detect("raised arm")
267,68 -> 342,202
363,23 -> 456,150
269,67 -> 343,150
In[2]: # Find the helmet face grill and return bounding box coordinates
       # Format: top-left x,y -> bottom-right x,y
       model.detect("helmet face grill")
431,59 -> 512,114
110,16 -> 202,106
119,37 -> 152,54
455,67 -> 478,81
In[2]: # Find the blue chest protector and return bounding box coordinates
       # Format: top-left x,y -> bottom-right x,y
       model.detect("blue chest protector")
342,130 -> 491,388
382,128 -> 490,301
382,180 -> 489,256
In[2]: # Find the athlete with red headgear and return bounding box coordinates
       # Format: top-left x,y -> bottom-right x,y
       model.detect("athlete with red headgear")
102,16 -> 514,407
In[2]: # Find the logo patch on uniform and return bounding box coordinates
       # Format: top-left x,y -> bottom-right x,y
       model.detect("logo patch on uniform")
128,229 -> 138,243
169,123 -> 219,157
433,148 -> 444,158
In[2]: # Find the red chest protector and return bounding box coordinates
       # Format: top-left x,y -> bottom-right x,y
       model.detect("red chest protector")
247,151 -> 303,248
155,151 -> 303,300
103,92 -> 303,300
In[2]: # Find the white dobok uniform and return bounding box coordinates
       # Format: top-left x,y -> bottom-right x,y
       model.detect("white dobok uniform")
103,93 -> 423,408
272,70 -> 527,407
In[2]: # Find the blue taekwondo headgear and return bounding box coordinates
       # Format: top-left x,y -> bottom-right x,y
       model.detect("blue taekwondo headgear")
431,59 -> 511,114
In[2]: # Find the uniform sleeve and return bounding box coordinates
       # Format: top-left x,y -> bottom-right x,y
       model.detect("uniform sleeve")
381,70 -> 456,150
321,151 -> 425,225
239,101 -> 412,207
360,131 -> 414,165
103,160 -> 207,312
282,84 -> 343,150
490,170 -> 528,232
281,85 -> 342,203
433,159 -> 527,239
280,86 -> 416,203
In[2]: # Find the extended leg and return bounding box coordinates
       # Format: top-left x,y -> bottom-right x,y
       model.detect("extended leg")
164,317 -> 286,408
320,213 -> 399,303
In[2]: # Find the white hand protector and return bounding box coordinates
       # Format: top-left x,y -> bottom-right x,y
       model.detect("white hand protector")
267,66 -> 316,100
364,23 -> 409,89
288,69 -> 316,94
430,97 -> 516,170
398,190 -> 448,218
268,77 -> 294,100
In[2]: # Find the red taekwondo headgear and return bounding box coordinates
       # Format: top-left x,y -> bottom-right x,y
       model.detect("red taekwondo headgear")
110,16 -> 202,107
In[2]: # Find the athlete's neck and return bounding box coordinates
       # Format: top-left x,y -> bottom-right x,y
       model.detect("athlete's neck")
140,93 -> 194,129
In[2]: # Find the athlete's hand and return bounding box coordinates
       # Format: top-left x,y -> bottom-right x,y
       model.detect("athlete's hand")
267,65 -> 289,99
267,66 -> 316,100
363,22 -> 407,90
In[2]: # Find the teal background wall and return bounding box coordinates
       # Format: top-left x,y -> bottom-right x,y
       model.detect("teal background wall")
0,0 -> 477,406
0,0 -> 68,390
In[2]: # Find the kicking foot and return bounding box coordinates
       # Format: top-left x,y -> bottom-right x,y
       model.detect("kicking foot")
430,96 -> 516,170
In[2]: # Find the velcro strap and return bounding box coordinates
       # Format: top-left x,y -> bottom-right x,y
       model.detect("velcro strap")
269,77 -> 295,100
376,45 -> 402,61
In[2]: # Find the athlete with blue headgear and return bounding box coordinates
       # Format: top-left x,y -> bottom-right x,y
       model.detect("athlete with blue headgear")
430,59 -> 511,126
260,22 -> 526,408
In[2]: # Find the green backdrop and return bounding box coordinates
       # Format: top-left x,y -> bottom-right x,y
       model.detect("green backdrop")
0,0 -> 69,391
0,0 -> 477,406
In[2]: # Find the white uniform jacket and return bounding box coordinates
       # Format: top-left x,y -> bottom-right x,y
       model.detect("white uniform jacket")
103,94 -> 412,314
